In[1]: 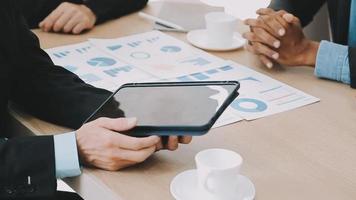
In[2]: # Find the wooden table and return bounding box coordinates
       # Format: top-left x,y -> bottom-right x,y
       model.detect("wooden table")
10,1 -> 356,200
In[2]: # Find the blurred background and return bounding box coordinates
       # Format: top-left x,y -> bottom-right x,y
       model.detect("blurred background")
150,0 -> 331,41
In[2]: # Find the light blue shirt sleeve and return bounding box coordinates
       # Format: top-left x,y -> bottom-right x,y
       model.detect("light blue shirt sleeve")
53,132 -> 81,179
315,40 -> 351,84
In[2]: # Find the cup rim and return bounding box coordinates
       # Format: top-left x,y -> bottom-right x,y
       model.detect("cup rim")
195,148 -> 243,170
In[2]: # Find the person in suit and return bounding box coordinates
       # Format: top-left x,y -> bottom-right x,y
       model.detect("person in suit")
19,0 -> 148,34
242,0 -> 356,88
0,0 -> 192,199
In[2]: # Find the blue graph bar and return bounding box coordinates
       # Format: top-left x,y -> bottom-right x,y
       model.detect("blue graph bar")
80,74 -> 101,83
53,53 -> 62,58
147,37 -> 159,43
191,73 -> 209,80
103,66 -> 133,77
160,46 -> 182,53
127,41 -> 142,48
181,57 -> 211,66
206,69 -> 219,74
64,65 -> 78,72
76,47 -> 91,54
219,65 -> 233,71
177,76 -> 193,82
53,51 -> 70,58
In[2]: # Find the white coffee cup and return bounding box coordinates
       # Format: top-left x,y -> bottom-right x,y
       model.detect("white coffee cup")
205,12 -> 237,47
195,148 -> 243,199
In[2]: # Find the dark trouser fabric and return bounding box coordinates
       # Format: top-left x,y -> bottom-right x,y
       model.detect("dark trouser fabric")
18,192 -> 83,200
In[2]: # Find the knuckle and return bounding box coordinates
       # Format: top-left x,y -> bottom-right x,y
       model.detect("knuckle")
278,10 -> 287,15
107,150 -> 119,161
263,15 -> 272,23
53,24 -> 62,31
170,146 -> 178,151
108,163 -> 119,171
184,137 -> 192,144
77,12 -> 84,18
254,42 -> 262,50
86,155 -> 95,163
104,136 -> 114,147
250,34 -> 259,41
63,27 -> 71,33
62,2 -> 71,7
254,28 -> 262,35
46,17 -> 54,24
132,141 -> 143,150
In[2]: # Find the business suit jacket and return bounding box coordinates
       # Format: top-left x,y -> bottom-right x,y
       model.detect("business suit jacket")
269,0 -> 356,88
0,0 -> 112,198
19,0 -> 149,29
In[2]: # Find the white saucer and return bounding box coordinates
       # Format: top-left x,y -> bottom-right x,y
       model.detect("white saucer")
170,169 -> 255,200
187,29 -> 246,51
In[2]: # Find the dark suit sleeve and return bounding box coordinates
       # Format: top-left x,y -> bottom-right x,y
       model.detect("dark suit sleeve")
349,48 -> 356,88
0,136 -> 57,198
9,15 -> 112,129
269,0 -> 326,27
84,0 -> 148,24
18,0 -> 64,28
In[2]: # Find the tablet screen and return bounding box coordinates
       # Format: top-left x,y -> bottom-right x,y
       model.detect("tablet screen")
87,83 -> 238,127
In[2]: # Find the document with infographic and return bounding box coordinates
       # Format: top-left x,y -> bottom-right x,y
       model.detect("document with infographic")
45,31 -> 320,128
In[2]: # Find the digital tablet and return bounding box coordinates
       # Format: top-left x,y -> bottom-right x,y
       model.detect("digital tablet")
85,81 -> 240,136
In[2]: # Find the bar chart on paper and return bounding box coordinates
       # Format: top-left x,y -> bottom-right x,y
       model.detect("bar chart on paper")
46,42 -> 155,91
169,61 -> 320,121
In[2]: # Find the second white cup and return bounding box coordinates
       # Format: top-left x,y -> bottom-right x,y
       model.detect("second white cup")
195,148 -> 243,199
205,12 -> 237,47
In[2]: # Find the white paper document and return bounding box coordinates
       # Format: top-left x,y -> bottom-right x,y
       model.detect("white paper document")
89,31 -> 226,79
45,31 -> 320,128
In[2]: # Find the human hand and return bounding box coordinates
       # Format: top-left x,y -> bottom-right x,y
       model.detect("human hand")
243,8 -> 319,68
39,2 -> 96,34
155,136 -> 193,151
76,117 -> 160,171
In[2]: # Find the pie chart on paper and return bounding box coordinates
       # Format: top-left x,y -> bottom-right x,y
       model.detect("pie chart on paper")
87,57 -> 117,67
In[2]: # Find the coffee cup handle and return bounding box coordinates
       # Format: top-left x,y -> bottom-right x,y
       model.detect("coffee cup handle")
202,171 -> 217,194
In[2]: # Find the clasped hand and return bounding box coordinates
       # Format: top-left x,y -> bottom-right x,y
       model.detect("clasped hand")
243,8 -> 320,68
39,2 -> 96,34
